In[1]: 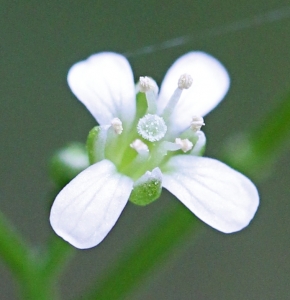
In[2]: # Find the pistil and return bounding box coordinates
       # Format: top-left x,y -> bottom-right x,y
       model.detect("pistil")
137,114 -> 167,142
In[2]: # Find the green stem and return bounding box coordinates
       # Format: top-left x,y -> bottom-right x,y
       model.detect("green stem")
0,211 -> 32,279
80,203 -> 200,300
18,235 -> 74,300
0,206 -> 74,299
40,235 -> 75,281
19,270 -> 60,300
0,211 -> 58,299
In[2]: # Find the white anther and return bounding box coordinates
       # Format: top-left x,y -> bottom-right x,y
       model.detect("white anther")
130,139 -> 149,152
175,138 -> 193,153
190,116 -> 205,132
137,114 -> 167,142
139,76 -> 158,93
111,118 -> 123,134
178,74 -> 193,89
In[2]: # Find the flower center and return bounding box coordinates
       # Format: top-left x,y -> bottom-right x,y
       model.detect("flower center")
137,114 -> 167,142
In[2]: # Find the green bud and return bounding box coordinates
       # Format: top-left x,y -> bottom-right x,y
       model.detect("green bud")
129,168 -> 162,206
49,142 -> 89,188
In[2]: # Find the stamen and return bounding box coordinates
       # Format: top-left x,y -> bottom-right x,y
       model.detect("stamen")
146,141 -> 180,170
139,76 -> 157,93
139,76 -> 158,114
162,74 -> 192,121
191,116 -> 205,132
130,139 -> 149,153
121,140 -> 150,178
178,74 -> 193,90
175,138 -> 193,152
190,131 -> 206,156
137,114 -> 167,142
111,118 -> 123,134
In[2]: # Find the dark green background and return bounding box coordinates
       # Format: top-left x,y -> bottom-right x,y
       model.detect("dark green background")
1,1 -> 290,299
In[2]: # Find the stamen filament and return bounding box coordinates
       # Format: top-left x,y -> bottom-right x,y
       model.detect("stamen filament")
161,88 -> 182,122
162,73 -> 193,124
146,90 -> 157,114
190,131 -> 206,156
147,141 -> 180,170
105,125 -> 127,165
139,76 -> 158,114
180,128 -> 199,143
121,149 -> 150,179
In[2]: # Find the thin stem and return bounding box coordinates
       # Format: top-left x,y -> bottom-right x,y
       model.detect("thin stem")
80,203 -> 200,300
0,211 -> 32,279
19,270 -> 60,300
0,201 -> 74,300
40,235 -> 75,281
17,235 -> 74,300
0,211 -> 64,299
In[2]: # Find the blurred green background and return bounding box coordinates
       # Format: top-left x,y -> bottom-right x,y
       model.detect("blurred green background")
1,1 -> 290,299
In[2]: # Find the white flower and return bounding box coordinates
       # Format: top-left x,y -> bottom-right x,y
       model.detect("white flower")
50,52 -> 259,249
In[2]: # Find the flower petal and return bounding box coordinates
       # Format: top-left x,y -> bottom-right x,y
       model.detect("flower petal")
50,160 -> 133,249
68,52 -> 136,127
161,156 -> 259,233
158,52 -> 230,132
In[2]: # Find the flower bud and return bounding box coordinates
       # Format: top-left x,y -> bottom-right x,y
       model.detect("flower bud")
49,143 -> 89,188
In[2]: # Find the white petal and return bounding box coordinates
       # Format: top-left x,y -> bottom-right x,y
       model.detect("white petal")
158,52 -> 230,132
68,52 -> 136,127
161,156 -> 259,233
50,160 -> 133,249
